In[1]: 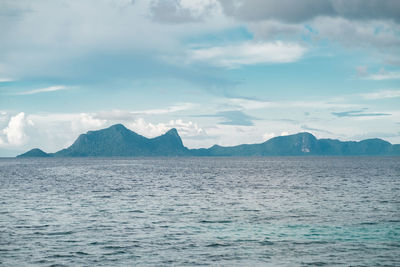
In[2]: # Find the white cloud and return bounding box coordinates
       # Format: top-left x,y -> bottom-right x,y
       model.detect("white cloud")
227,98 -> 273,109
2,112 -> 27,146
1,101 -> 399,155
224,98 -> 357,110
355,66 -> 400,80
127,118 -> 168,137
127,118 -> 207,139
284,100 -> 356,109
201,124 -> 263,147
0,0 -> 399,85
361,89 -> 400,99
7,111 -> 207,152
240,17 -> 400,65
95,103 -> 196,120
20,112 -> 108,151
16,85 -> 68,95
362,71 -> 400,81
27,113 -> 107,144
263,132 -> 275,140
189,41 -> 306,68
0,77 -> 13,82
134,103 -> 196,115
70,113 -> 107,132
167,119 -> 207,137
0,112 -> 8,126
0,0 -> 233,81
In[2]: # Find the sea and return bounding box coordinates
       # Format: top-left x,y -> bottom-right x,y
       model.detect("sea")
0,157 -> 399,266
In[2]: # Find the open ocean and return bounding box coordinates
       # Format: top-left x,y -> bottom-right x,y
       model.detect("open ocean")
1,157 -> 399,266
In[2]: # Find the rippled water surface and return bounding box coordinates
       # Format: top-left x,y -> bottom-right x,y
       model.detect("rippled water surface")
1,157 -> 399,266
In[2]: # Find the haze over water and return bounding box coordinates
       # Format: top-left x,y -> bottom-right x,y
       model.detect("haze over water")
1,157 -> 399,266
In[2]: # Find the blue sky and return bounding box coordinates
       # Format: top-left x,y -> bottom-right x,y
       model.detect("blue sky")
1,0 -> 400,156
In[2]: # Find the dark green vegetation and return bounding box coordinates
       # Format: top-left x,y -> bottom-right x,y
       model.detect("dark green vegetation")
18,124 -> 400,157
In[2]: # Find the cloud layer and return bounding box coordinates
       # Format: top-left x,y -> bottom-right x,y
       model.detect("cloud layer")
217,0 -> 400,23
189,41 -> 306,68
1,112 -> 28,146
16,85 -> 67,95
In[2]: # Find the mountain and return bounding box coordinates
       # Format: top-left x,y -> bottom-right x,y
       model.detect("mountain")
53,124 -> 189,157
17,148 -> 50,158
191,132 -> 318,156
17,124 -> 400,157
192,132 -> 400,156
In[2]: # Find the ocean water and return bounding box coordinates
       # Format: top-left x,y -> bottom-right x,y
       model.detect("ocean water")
0,157 -> 399,266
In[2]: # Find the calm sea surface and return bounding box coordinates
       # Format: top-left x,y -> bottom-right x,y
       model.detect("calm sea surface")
0,157 -> 399,266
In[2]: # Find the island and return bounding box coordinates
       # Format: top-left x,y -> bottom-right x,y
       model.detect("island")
17,124 -> 400,157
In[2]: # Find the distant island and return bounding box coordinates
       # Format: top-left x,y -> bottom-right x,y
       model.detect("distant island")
17,124 -> 400,157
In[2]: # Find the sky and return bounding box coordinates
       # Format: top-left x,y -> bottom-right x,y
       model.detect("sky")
0,0 -> 400,156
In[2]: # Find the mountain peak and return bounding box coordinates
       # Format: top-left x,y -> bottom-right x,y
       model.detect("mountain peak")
17,148 -> 50,158
293,132 -> 316,138
165,128 -> 179,136
151,128 -> 186,153
161,128 -> 183,142
108,123 -> 128,132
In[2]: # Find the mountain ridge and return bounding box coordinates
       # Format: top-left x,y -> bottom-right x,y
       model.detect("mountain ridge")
17,124 -> 400,157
